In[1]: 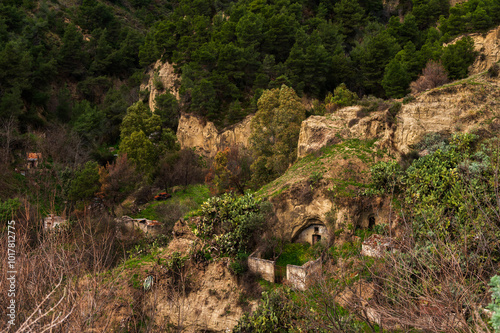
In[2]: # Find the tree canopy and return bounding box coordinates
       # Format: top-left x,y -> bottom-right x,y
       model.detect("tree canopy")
250,85 -> 306,186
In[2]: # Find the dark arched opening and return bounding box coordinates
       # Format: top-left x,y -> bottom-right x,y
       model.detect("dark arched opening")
368,215 -> 376,230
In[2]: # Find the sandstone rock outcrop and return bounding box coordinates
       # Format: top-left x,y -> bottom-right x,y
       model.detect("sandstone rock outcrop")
269,181 -> 394,243
141,60 -> 180,111
396,82 -> 500,153
297,106 -> 390,158
278,75 -> 500,241
445,25 -> 500,75
154,260 -> 258,332
176,113 -> 253,157
298,77 -> 500,157
467,25 -> 500,75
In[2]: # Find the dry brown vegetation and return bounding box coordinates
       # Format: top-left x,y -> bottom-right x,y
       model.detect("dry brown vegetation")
410,61 -> 449,94
0,203 -> 130,332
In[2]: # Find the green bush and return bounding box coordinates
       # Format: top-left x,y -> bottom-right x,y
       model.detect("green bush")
402,95 -> 416,104
193,193 -> 267,256
0,198 -> 21,222
233,289 -> 297,332
325,83 -> 359,109
488,275 -> 500,331
276,242 -> 313,267
441,37 -> 477,80
368,160 -> 404,195
230,252 -> 249,275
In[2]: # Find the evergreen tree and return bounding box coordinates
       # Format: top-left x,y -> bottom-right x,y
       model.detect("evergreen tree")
59,23 -> 87,77
155,92 -> 179,131
351,26 -> 400,95
471,6 -> 492,30
250,85 -> 306,186
262,13 -> 297,62
119,130 -> 156,175
333,0 -> 365,40
395,42 -> 421,80
190,78 -> 218,119
68,161 -> 100,203
236,12 -> 264,48
441,36 -> 477,80
382,58 -> 411,98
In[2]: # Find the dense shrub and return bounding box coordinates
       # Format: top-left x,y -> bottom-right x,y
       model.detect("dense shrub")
205,145 -> 253,195
324,83 -> 359,112
368,160 -> 404,195
234,289 -> 297,332
0,198 -> 21,222
441,37 -> 477,80
193,193 -> 269,256
250,85 -> 305,187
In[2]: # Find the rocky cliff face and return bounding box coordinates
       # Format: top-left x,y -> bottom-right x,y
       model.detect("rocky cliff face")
468,25 -> 500,74
176,113 -> 253,157
176,70 -> 500,247
446,25 -> 500,75
272,74 -> 500,242
297,107 -> 390,158
299,77 -> 500,158
268,181 -> 394,243
140,60 -> 180,111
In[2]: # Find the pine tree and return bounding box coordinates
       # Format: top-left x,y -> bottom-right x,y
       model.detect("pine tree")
382,59 -> 411,98
441,36 -> 477,80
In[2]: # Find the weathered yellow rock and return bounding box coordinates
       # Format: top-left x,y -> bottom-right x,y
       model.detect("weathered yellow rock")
297,106 -> 389,158
298,77 -> 500,157
140,60 -> 180,111
176,113 -> 253,157
445,25 -> 500,75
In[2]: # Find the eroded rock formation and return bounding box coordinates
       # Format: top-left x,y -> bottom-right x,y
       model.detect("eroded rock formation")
176,113 -> 253,157
141,60 -> 180,111
449,25 -> 500,75
298,78 -> 500,158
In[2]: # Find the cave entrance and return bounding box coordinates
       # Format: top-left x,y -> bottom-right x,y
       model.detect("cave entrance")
368,215 -> 376,229
312,234 -> 321,245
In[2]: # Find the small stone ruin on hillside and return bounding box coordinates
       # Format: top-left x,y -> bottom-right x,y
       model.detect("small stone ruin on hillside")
43,214 -> 67,230
248,249 -> 322,291
115,215 -> 162,236
361,234 -> 395,258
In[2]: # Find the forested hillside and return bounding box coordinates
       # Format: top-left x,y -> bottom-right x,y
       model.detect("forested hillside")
2,0 -> 499,134
1,0 -> 496,196
2,0 -> 500,331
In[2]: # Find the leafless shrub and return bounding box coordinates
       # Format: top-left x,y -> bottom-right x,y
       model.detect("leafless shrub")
367,235 -> 492,332
98,154 -> 141,216
363,166 -> 500,332
284,258 -> 378,332
156,149 -> 206,191
155,200 -> 197,231
41,124 -> 89,169
0,203 -> 124,332
410,60 -> 449,94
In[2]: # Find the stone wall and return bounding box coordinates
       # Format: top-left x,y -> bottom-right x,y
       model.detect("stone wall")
286,257 -> 322,291
116,216 -> 161,236
248,256 -> 275,283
